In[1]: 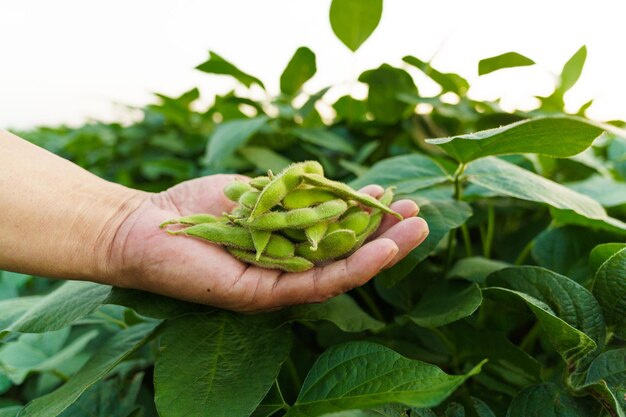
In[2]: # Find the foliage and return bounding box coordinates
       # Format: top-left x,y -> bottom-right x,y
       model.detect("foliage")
2,7 -> 626,417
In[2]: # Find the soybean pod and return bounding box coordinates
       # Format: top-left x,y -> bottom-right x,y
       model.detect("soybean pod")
160,213 -> 224,228
238,199 -> 348,231
227,248 -> 314,273
296,229 -> 357,263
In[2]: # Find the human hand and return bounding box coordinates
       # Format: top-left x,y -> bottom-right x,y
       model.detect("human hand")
103,175 -> 429,313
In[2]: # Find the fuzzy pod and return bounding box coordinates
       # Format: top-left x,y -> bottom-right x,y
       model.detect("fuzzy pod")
282,188 -> 337,210
304,222 -> 328,251
296,229 -> 357,263
223,181 -> 252,202
238,190 -> 260,210
281,228 -> 308,242
227,248 -> 314,273
327,210 -> 370,235
353,187 -> 396,248
249,176 -> 271,190
239,199 -> 348,231
250,229 -> 271,260
171,223 -> 294,258
160,213 -> 225,228
249,161 -> 324,219
301,173 -> 402,219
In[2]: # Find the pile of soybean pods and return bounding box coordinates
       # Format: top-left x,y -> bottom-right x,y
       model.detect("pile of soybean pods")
161,161 -> 402,272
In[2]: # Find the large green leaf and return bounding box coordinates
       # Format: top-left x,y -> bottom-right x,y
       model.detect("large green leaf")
559,45 -> 587,95
377,198 -> 473,287
549,208 -> 626,236
447,257 -> 509,284
566,175 -> 626,207
2,281 -> 111,337
0,297 -> 42,330
292,128 -> 356,154
104,287 -> 212,319
426,117 -> 610,162
19,322 -> 160,417
0,328 -> 98,384
583,348 -> 626,416
154,313 -> 291,417
239,146 -> 292,173
0,407 -> 21,417
589,243 -> 626,276
591,248 -> 626,338
486,266 -> 604,364
408,281 -> 482,328
403,56 -> 469,95
358,65 -> 417,124
349,154 -> 450,194
269,294 -> 384,332
285,342 -> 484,416
205,116 -> 269,167
280,47 -> 316,95
478,52 -> 535,76
329,0 -> 382,52
507,383 -> 599,417
464,157 -> 607,220
196,51 -> 264,88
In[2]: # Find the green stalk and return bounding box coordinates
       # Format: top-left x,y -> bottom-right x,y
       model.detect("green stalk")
514,240 -> 535,265
482,203 -> 495,258
445,163 -> 466,271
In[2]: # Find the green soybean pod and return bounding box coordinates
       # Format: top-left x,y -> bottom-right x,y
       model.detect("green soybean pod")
281,228 -> 307,242
282,188 -> 337,210
229,206 -> 252,219
239,199 -> 348,230
227,248 -> 314,273
304,222 -> 328,251
354,187 -> 395,247
159,213 -> 224,228
238,190 -> 260,209
296,229 -> 357,263
250,229 -> 271,260
170,223 -> 294,258
301,173 -> 402,219
249,176 -> 271,190
249,161 -> 324,219
224,181 -> 252,202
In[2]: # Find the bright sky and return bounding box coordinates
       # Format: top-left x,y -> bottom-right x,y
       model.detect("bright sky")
2,0 -> 626,129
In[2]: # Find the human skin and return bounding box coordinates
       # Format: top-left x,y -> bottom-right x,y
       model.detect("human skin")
0,130 -> 429,312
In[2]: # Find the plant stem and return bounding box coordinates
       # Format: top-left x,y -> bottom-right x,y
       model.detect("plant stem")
285,357 -> 301,393
514,240 -> 535,265
461,224 -> 472,258
50,369 -> 70,382
445,163 -> 466,271
354,286 -> 385,323
482,203 -> 495,258
519,323 -> 541,353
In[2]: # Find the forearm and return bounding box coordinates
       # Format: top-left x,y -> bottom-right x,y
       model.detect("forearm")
0,130 -> 147,282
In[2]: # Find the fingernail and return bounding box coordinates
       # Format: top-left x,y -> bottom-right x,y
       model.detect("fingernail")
382,243 -> 399,266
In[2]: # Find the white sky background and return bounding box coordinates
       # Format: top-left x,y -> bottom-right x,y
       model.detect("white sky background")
1,0 -> 626,129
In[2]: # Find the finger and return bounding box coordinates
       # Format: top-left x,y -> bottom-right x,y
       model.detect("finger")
265,238 -> 399,308
375,216 -> 429,268
372,199 -> 420,238
358,184 -> 384,198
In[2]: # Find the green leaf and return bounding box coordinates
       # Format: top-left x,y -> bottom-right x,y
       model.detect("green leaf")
104,287 -> 212,319
280,47 -> 317,95
507,383 -> 599,416
329,0 -> 382,52
377,198 -> 472,287
239,146 -> 292,173
154,313 -> 291,417
403,56 -> 469,95
531,226 -> 614,283
408,281 -> 482,327
285,342 -> 485,416
205,116 -> 269,167
250,382 -> 288,417
464,157 -> 607,220
196,51 -> 264,88
559,45 -> 587,95
349,154 -> 450,195
358,64 -> 418,124
292,128 -> 356,154
0,297 -> 42,330
0,407 -> 21,417
589,243 -> 626,276
19,322 -> 160,417
549,207 -> 626,236
2,281 -> 111,337
478,52 -> 535,76
592,248 -> 626,338
0,329 -> 98,384
426,117 -> 609,163
486,266 -> 603,365
583,348 -> 626,415
566,175 -> 626,207
446,257 -> 509,284
269,294 -> 384,332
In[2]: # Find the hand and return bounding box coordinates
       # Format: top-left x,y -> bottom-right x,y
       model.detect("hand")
103,175 -> 429,313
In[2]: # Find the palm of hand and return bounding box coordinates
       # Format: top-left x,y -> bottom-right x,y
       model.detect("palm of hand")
108,175 -> 428,313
